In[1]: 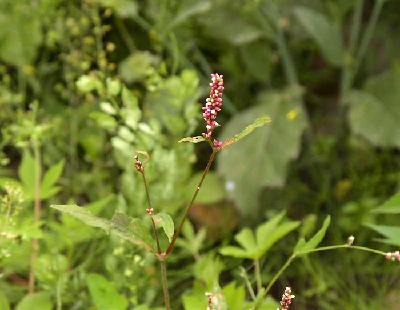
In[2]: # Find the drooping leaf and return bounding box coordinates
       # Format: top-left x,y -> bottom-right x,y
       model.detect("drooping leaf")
294,6 -> 343,66
50,205 -> 152,252
169,0 -> 211,29
87,273 -> 128,310
294,216 -> 331,254
372,192 -> 400,214
222,116 -> 271,149
346,70 -> 400,148
153,212 -> 174,242
178,136 -> 206,143
218,90 -> 307,216
16,292 -> 52,310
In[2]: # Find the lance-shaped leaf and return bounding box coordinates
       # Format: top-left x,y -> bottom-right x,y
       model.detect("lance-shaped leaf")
178,136 -> 206,143
294,215 -> 331,254
153,212 -> 175,242
222,116 -> 271,149
51,205 -> 153,252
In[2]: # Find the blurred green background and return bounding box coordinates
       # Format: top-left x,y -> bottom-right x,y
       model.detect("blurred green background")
0,0 -> 399,309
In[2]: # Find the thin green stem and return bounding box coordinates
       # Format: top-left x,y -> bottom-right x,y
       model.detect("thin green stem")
239,267 -> 256,301
254,258 -> 262,293
340,0 -> 364,99
265,255 -> 294,295
160,260 -> 171,310
165,149 -> 217,256
29,140 -> 41,293
264,244 -> 386,296
276,23 -> 298,87
141,171 -> 161,254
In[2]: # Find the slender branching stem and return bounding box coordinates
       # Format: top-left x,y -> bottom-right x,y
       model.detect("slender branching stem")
29,140 -> 41,293
254,258 -> 262,293
239,267 -> 256,301
140,170 -> 161,253
165,149 -> 217,256
160,260 -> 171,310
265,244 -> 386,296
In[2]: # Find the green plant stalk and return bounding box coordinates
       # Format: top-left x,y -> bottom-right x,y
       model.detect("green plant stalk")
264,244 -> 386,296
29,140 -> 41,293
340,0 -> 364,98
165,149 -> 217,256
239,267 -> 256,301
254,258 -> 262,293
342,0 -> 385,97
160,260 -> 171,310
140,170 -> 161,254
276,23 -> 298,87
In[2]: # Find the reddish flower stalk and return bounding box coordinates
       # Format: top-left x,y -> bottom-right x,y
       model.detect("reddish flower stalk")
202,73 -> 224,147
280,286 -> 295,310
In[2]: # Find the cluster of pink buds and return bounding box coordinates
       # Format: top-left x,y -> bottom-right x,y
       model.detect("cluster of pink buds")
134,155 -> 143,172
385,251 -> 400,262
202,73 -> 224,147
280,287 -> 295,310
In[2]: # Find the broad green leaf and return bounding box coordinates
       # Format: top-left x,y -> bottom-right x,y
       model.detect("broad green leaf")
346,70 -> 400,148
153,212 -> 174,242
182,293 -> 207,310
41,160 -> 64,199
294,6 -> 343,66
294,216 -> 331,254
0,291 -> 10,310
178,136 -> 206,143
50,205 -> 152,252
365,223 -> 400,246
222,116 -> 271,149
218,90 -> 307,215
16,292 -> 52,310
372,192 -> 400,214
256,211 -> 286,244
0,3 -> 42,65
87,274 -> 128,310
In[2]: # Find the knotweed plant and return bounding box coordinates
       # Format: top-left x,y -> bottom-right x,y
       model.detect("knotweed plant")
51,74 -> 399,309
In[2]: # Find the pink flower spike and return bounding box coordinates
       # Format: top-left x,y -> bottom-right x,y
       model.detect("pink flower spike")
202,73 -> 224,140
280,286 -> 295,310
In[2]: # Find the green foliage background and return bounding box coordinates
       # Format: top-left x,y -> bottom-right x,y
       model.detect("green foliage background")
0,0 -> 399,309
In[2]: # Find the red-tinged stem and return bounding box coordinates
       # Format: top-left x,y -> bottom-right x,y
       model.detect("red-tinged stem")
165,149 -> 217,256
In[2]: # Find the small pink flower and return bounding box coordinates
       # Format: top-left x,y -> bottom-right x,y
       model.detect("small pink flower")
280,286 -> 295,310
213,139 -> 223,148
385,251 -> 400,261
202,73 -> 224,139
